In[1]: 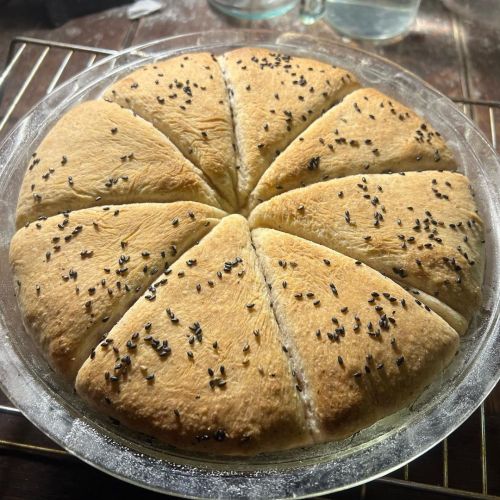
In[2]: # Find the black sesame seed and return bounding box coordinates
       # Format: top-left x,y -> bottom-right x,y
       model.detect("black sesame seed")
307,156 -> 320,171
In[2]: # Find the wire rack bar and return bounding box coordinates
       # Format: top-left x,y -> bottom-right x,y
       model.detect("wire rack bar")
450,97 -> 500,108
0,42 -> 26,88
0,438 -> 70,458
0,404 -> 21,416
0,45 -> 50,131
10,36 -> 118,56
443,437 -> 449,488
46,49 -> 73,94
85,53 -> 98,69
0,36 -> 498,499
490,107 -> 498,150
481,403 -> 488,495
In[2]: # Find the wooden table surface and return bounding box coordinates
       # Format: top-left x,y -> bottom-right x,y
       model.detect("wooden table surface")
0,1 -> 499,499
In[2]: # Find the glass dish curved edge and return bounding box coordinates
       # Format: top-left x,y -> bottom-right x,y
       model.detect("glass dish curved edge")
0,30 -> 498,499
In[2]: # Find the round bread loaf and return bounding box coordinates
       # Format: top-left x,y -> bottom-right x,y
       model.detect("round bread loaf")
10,48 -> 484,456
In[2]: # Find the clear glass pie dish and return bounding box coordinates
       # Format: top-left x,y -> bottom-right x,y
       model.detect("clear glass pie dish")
0,30 -> 499,499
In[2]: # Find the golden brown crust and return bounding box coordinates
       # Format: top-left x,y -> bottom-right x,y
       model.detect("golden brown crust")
103,52 -> 238,209
252,228 -> 459,441
75,215 -> 310,455
249,88 -> 456,209
10,202 -> 224,380
249,171 -> 484,327
16,100 -> 224,228
218,48 -> 360,205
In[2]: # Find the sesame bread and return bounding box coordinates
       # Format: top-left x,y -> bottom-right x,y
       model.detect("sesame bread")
252,228 -> 459,442
10,202 -> 224,379
218,48 -> 360,206
103,52 -> 238,210
249,171 -> 484,332
16,100 -> 224,228
10,48 -> 486,456
248,88 -> 456,209
75,215 -> 310,454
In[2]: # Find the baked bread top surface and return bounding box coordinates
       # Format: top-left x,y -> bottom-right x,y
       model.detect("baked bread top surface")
249,171 -> 484,329
9,48 -> 485,455
10,202 -> 224,379
219,47 -> 360,205
103,52 -> 238,210
16,100 -> 224,228
252,228 -> 459,440
248,87 -> 456,210
76,215 -> 310,454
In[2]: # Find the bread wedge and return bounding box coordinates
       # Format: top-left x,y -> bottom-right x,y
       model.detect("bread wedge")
17,100 -> 224,228
253,228 -> 459,441
103,53 -> 238,209
10,202 -> 224,379
249,88 -> 455,209
218,47 -> 359,206
249,171 -> 484,332
76,215 -> 309,454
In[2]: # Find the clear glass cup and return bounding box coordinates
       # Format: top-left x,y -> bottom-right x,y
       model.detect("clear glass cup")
207,0 -> 299,19
302,0 -> 421,41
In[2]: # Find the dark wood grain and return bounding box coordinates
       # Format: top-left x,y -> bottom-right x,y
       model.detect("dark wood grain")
460,18 -> 500,101
0,1 -> 498,498
0,0 -> 46,69
0,451 -> 174,500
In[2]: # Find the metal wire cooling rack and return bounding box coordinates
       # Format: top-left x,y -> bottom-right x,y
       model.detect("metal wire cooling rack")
0,36 -> 499,500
